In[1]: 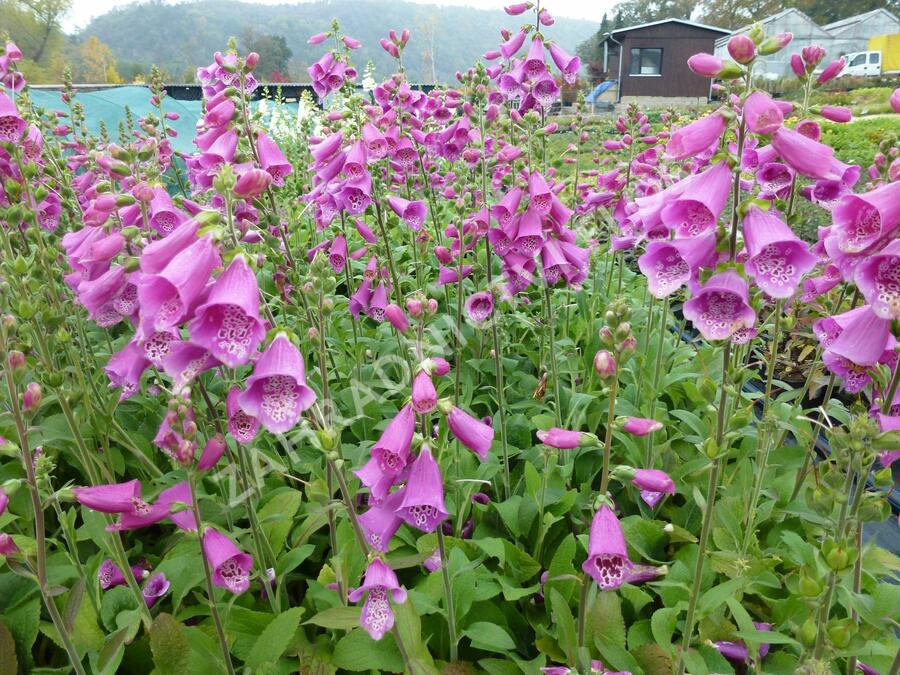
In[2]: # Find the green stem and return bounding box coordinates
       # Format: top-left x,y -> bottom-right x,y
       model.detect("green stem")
534,449 -> 554,563
436,527 -> 458,662
645,296 -> 670,467
675,342 -> 730,674
188,475 -> 237,675
327,459 -> 414,672
599,378 -> 619,495
544,285 -> 563,426
2,330 -> 88,675
576,573 -> 591,671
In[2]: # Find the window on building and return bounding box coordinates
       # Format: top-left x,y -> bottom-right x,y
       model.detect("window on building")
869,52 -> 880,64
629,48 -> 662,75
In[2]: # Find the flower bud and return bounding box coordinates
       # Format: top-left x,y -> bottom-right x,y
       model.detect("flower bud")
22,382 -> 42,412
593,350 -> 617,380
727,34 -> 756,64
7,350 -> 25,374
384,303 -> 409,333
757,32 -> 792,55
406,298 -> 424,317
817,58 -> 845,84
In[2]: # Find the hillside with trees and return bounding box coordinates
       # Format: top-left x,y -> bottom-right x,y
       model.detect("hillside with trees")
74,0 -> 598,84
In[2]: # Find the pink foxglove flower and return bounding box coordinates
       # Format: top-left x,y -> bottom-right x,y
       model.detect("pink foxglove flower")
817,58 -> 844,83
370,403 -> 416,477
500,29 -> 527,59
367,282 -> 389,322
256,131 -> 292,185
0,92 -> 26,142
138,235 -> 220,331
523,36 -> 547,80
582,504 -> 633,590
621,417 -> 663,437
465,291 -> 494,322
227,386 -> 260,445
105,340 -> 151,401
683,271 -> 756,341
384,303 -> 409,333
686,53 -> 725,77
113,482 -> 196,531
771,127 -> 858,184
74,479 -> 147,514
0,533 -> 19,556
632,469 -> 675,507
189,255 -> 265,368
504,2 -> 529,15
743,91 -> 783,135
537,427 -> 597,449
411,371 -> 437,414
548,43 -> 580,84
142,573 -> 170,608
396,446 -> 449,532
387,196 -> 427,230
138,218 -> 200,274
831,180 -> 900,253
238,334 -> 316,434
665,113 -> 726,160
98,559 -> 149,590
515,210 -> 548,259
661,161 -> 731,237
742,205 -> 816,299
638,230 -> 717,298
202,527 -> 253,594
197,434 -> 227,471
358,489 -> 406,552
349,559 -> 407,640
856,240 -> 900,319
446,405 -> 494,460
328,234 -> 347,273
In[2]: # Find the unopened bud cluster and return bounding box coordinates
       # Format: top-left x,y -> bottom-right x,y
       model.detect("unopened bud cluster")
594,298 -> 635,382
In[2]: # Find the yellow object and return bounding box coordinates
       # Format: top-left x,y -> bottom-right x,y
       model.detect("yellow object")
868,34 -> 900,72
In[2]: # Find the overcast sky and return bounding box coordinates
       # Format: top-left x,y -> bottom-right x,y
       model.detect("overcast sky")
62,0 -> 618,32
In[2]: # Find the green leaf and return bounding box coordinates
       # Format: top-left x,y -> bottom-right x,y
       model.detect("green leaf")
697,578 -> 747,617
3,598 -> 40,669
588,591 -> 626,650
275,543 -> 315,577
156,546 -> 205,610
150,613 -> 191,675
393,597 -> 438,673
546,534 -> 577,602
479,658 -> 522,675
463,621 -> 516,653
0,620 -> 18,675
183,626 -> 225,675
245,606 -> 305,668
332,629 -> 404,672
549,589 -> 576,663
305,607 -> 361,630
633,643 -> 674,675
92,626 -> 130,675
99,585 -> 138,632
651,607 -> 680,650
69,585 -> 104,653
258,489 -> 303,553
501,541 -> 541,582
732,628 -> 800,648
